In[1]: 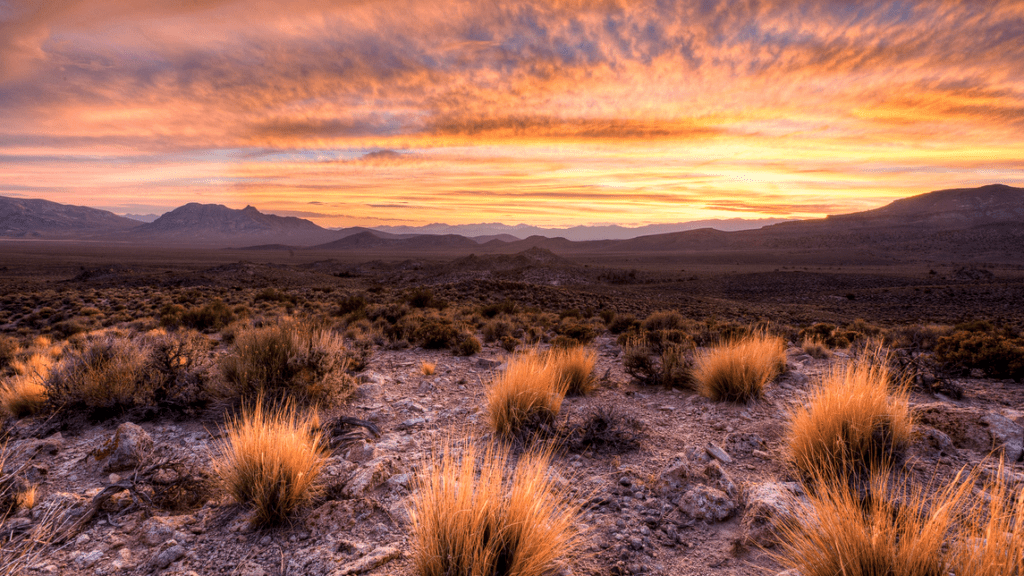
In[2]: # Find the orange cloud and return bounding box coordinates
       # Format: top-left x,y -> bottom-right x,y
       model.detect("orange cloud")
0,0 -> 1022,226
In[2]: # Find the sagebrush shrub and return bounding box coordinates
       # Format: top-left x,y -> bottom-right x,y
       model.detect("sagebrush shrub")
410,441 -> 580,576
220,322 -> 353,405
46,333 -> 157,412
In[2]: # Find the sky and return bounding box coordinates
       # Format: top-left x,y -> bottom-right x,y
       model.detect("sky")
1,0 -> 1022,228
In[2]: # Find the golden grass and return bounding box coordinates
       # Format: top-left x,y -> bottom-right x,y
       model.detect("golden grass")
948,462 -> 1024,576
213,399 -> 326,526
420,361 -> 437,376
789,354 -> 913,481
486,351 -> 566,440
777,469 -> 966,576
0,354 -> 52,417
546,346 -> 597,396
693,332 -> 785,402
410,441 -> 580,576
801,336 -> 832,359
15,484 -> 37,511
778,462 -> 1024,576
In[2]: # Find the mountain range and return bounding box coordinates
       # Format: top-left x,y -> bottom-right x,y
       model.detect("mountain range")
367,219 -> 791,241
0,184 -> 1022,264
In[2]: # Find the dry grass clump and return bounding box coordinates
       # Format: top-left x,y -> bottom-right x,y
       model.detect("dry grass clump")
777,470 -> 963,576
693,332 -> 785,402
947,463 -> 1024,575
801,336 -> 832,359
213,399 -> 326,526
220,321 -> 353,405
789,355 -> 913,482
0,354 -> 52,417
420,361 -> 436,376
486,351 -> 566,440
778,463 -> 1024,576
410,441 -> 580,576
545,346 -> 597,396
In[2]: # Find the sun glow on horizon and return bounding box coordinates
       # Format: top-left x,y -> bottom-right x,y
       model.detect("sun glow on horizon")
1,0 -> 1022,227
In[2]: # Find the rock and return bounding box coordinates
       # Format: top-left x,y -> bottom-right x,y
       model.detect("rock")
705,442 -> 733,465
343,440 -> 377,464
918,426 -> 956,457
351,383 -> 382,401
141,517 -> 178,547
476,358 -> 502,370
659,454 -> 695,491
98,422 -> 153,472
330,545 -> 403,575
399,417 -> 427,429
74,550 -> 103,569
147,540 -> 185,571
236,560 -> 267,576
742,482 -> 806,546
980,413 -> 1024,463
915,403 -> 990,453
682,444 -> 712,466
152,468 -> 180,485
356,372 -> 383,385
20,433 -> 63,457
703,461 -> 736,497
678,486 -> 735,522
343,458 -> 397,498
724,432 -> 766,457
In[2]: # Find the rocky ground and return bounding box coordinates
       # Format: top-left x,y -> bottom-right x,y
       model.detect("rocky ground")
3,333 -> 1023,576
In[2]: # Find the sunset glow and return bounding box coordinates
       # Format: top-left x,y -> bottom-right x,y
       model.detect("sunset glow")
1,0 -> 1022,226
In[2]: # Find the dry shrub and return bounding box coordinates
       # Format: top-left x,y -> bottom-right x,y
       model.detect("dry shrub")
0,354 -> 52,417
801,336 -> 832,359
546,346 -> 597,396
789,355 -> 913,482
45,333 -> 156,412
486,351 -> 566,441
693,332 -> 785,402
420,361 -> 436,376
220,322 -> 353,405
778,463 -> 1024,576
213,399 -> 325,526
0,335 -> 18,370
410,441 -> 580,576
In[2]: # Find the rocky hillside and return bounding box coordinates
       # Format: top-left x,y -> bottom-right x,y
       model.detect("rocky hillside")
122,204 -> 341,247
0,196 -> 141,239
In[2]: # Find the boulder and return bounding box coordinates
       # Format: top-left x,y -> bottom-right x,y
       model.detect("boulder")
980,413 -> 1024,463
97,423 -> 153,472
343,458 -> 397,498
742,482 -> 806,546
678,485 -> 735,522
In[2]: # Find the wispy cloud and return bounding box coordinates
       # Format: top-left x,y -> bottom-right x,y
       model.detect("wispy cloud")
0,0 -> 1021,225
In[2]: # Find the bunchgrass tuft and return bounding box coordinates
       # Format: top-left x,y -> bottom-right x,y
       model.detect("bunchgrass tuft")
213,398 -> 326,527
420,361 -> 436,376
693,332 -> 785,402
546,346 -> 597,396
777,468 -> 965,576
486,351 -> 566,441
801,336 -> 832,359
778,461 -> 1024,576
789,354 -> 913,482
410,440 -> 580,576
